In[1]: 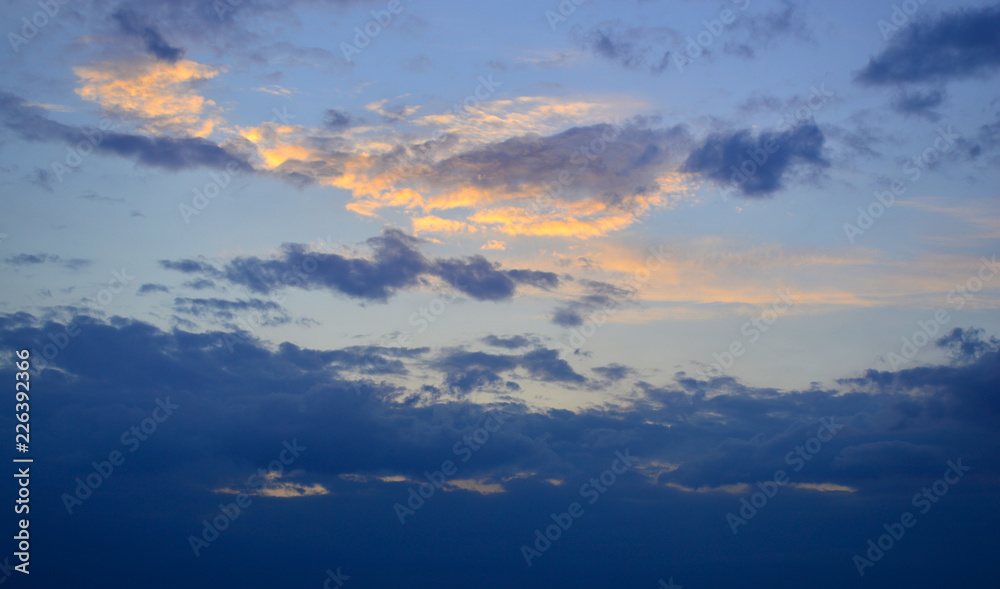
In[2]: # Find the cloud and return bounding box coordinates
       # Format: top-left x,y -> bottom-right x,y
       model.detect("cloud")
73,58 -> 224,137
239,95 -> 688,238
321,108 -> 353,130
80,192 -> 127,204
856,4 -> 1000,85
0,312 -> 997,586
160,228 -> 560,303
574,21 -> 677,74
4,253 -> 91,269
889,87 -> 946,120
551,279 -> 635,327
936,327 -> 1000,362
724,0 -> 812,58
113,9 -> 185,62
432,345 -> 587,391
682,123 -> 828,197
137,283 -> 170,295
481,335 -> 534,349
25,168 -> 54,192
182,278 -> 216,290
172,297 -> 290,327
4,253 -> 60,266
0,91 -> 252,172
592,363 -> 635,381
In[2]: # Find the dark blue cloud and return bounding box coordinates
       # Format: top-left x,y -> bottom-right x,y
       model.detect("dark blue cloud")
0,91 -> 252,172
724,0 -> 812,58
551,279 -> 634,327
161,229 -> 561,303
890,87 -> 946,120
682,123 -> 828,197
0,313 -> 998,587
172,297 -> 291,328
113,9 -> 185,61
592,363 -> 634,381
482,335 -> 534,349
4,252 -> 91,270
856,4 -> 1000,85
574,21 -> 675,74
321,108 -> 353,130
433,347 -> 586,387
137,283 -> 170,295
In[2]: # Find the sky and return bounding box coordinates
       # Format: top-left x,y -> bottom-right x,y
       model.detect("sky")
0,0 -> 999,586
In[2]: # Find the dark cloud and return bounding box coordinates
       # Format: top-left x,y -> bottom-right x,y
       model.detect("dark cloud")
159,259 -> 217,276
682,123 -> 828,197
4,253 -> 91,269
434,257 -> 559,301
518,347 -> 586,383
407,121 -> 688,209
551,279 -> 634,327
321,108 -> 353,130
890,87 -> 946,120
482,335 -> 534,349
592,363 -> 634,381
161,228 -> 560,303
0,313 -> 997,586
856,4 -> 1000,85
936,327 -> 1000,362
4,253 -> 60,266
725,0 -> 812,59
182,278 -> 216,290
137,283 -> 170,295
0,91 -> 252,173
574,21 -> 677,74
98,133 -> 253,171
113,9 -> 185,61
551,306 -> 584,327
26,168 -> 54,191
433,346 -> 587,387
175,298 -> 280,314
0,313 -> 998,586
80,192 -> 127,204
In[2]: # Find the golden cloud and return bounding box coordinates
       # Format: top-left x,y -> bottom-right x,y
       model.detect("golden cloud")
74,58 -> 224,137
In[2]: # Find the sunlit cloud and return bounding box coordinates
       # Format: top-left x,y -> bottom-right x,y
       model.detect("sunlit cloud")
789,482 -> 857,493
73,58 -> 224,137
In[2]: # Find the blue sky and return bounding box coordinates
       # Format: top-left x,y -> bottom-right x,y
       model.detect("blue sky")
1,0 -> 999,586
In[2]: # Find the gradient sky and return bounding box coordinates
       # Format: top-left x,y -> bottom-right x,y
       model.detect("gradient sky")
1,0 -> 999,586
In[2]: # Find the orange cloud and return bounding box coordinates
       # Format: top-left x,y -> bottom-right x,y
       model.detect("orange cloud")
74,58 -> 224,137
